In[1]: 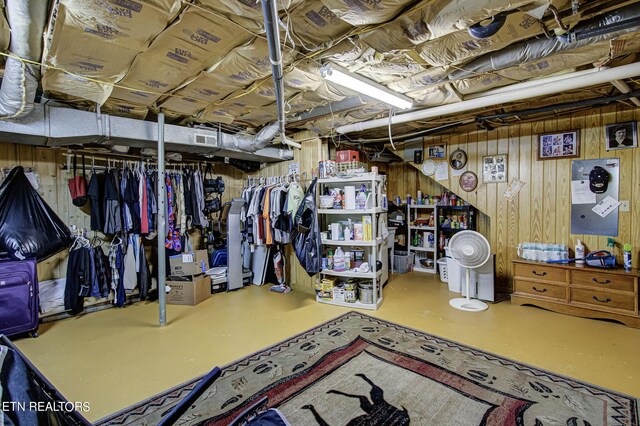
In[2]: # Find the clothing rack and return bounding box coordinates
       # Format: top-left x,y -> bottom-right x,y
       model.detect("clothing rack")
61,152 -> 218,174
244,172 -> 308,188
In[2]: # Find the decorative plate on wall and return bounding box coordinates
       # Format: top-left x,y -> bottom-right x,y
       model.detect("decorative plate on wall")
421,159 -> 436,176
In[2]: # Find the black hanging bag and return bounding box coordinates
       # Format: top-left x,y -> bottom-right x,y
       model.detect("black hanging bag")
214,176 -> 225,194
203,164 -> 217,196
204,196 -> 221,214
0,167 -> 72,261
291,178 -> 321,276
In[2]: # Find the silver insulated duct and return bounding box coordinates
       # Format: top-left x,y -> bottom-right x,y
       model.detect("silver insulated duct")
219,121 -> 280,152
0,0 -> 48,119
451,2 -> 640,80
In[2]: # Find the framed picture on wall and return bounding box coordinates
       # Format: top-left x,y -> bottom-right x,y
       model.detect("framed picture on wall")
482,154 -> 507,183
449,149 -> 467,170
605,121 -> 637,150
537,130 -> 580,160
427,143 -> 446,159
459,171 -> 478,192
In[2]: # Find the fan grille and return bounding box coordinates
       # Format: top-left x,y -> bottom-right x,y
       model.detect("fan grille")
449,231 -> 490,268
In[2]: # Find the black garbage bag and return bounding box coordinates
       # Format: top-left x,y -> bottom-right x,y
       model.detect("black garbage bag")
291,178 -> 321,276
0,166 -> 72,261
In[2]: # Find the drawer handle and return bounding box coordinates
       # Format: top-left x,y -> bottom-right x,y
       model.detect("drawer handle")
591,278 -> 611,285
532,286 -> 547,293
592,296 -> 612,303
532,270 -> 547,277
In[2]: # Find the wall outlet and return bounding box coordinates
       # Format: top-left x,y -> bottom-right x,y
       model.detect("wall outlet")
620,200 -> 630,212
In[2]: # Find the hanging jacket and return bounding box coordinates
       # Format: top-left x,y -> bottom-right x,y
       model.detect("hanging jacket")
88,247 -> 101,298
87,172 -> 104,231
183,168 -> 194,220
138,242 -> 152,300
123,238 -> 137,293
94,245 -> 111,298
115,245 -> 125,307
64,247 -> 90,314
103,170 -> 121,235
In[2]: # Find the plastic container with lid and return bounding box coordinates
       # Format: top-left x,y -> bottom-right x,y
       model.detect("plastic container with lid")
333,247 -> 346,272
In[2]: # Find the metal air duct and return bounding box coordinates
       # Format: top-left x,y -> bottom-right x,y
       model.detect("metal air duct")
0,105 -> 293,162
0,0 -> 47,119
450,3 -> 640,80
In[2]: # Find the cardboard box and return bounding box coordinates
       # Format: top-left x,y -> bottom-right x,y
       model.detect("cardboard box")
336,150 -> 360,163
169,250 -> 209,276
166,275 -> 211,305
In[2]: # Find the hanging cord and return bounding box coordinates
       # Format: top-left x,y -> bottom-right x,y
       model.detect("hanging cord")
388,108 -> 397,150
279,0 -> 296,50
548,5 -> 570,32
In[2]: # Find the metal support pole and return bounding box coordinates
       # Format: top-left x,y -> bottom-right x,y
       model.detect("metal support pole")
157,112 -> 167,327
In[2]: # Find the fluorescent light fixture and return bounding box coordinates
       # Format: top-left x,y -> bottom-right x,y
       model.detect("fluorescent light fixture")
320,63 -> 413,110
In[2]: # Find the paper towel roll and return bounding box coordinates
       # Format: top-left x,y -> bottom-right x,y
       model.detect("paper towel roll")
344,186 -> 356,210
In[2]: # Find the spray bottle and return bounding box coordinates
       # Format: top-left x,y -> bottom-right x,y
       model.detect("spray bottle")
607,237 -> 616,264
624,244 -> 632,272
575,239 -> 585,265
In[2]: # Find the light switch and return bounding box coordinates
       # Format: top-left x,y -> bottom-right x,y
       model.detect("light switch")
620,200 -> 630,212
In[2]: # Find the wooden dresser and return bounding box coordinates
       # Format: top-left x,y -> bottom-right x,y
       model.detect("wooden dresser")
511,260 -> 640,328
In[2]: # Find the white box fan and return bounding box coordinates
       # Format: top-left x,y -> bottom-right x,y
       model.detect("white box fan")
447,231 -> 491,312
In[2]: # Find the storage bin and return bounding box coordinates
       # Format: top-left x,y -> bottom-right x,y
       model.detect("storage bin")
393,251 -> 415,274
437,258 -> 449,283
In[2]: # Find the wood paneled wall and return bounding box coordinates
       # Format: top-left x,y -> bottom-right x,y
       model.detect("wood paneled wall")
401,105 -> 640,293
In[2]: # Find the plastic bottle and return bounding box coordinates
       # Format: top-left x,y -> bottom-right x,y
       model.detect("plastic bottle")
333,191 -> 343,209
344,224 -> 351,241
327,249 -> 334,270
624,244 -> 632,272
334,247 -> 345,272
357,184 -> 367,209
575,239 -> 585,265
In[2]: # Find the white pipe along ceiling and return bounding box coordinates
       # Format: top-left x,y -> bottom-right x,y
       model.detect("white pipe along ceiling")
0,1 -> 639,143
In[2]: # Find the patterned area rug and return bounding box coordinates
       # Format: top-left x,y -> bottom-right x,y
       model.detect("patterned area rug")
98,312 -> 639,425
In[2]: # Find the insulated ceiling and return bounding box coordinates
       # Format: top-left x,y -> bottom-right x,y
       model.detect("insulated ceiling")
32,0 -> 640,139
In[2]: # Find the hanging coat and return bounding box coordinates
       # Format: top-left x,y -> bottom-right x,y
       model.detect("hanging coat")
103,170 -> 121,235
138,242 -> 152,300
87,172 -> 105,231
94,245 -> 111,298
64,247 -> 90,314
123,239 -> 137,293
291,178 -> 321,276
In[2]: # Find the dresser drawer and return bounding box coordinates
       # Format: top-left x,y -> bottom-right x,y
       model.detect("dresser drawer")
514,263 -> 566,283
571,270 -> 635,292
570,288 -> 636,312
514,280 -> 566,300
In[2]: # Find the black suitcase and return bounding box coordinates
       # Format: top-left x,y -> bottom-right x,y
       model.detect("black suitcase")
0,258 -> 39,337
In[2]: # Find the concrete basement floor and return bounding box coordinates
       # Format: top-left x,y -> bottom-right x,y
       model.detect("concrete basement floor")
12,272 -> 640,422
